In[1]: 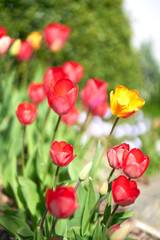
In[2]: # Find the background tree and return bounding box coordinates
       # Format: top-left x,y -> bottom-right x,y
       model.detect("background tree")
0,0 -> 143,91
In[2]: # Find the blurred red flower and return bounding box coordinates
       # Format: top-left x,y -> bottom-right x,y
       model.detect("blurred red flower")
80,78 -> 108,109
28,82 -> 46,104
62,61 -> 84,84
90,102 -> 110,117
46,186 -> 79,218
43,23 -> 70,52
62,106 -> 80,126
0,26 -> 7,38
17,41 -> 33,61
16,101 -> 38,126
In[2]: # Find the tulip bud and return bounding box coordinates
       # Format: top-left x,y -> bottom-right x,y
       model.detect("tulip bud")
79,162 -> 92,181
99,181 -> 108,196
107,222 -> 131,240
10,39 -> 21,56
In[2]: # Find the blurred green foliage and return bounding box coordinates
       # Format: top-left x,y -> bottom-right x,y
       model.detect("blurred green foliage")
140,41 -> 160,103
0,0 -> 143,91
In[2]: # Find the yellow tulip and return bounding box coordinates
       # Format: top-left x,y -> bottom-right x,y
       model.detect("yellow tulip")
26,32 -> 42,51
110,85 -> 145,118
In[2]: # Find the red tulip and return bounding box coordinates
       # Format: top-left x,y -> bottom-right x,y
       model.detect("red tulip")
16,101 -> 38,126
80,78 -> 108,109
107,143 -> 130,169
43,66 -> 67,93
112,175 -> 140,206
17,41 -> 33,61
46,186 -> 79,218
90,102 -> 110,117
62,106 -> 80,126
62,61 -> 84,83
50,141 -> 76,167
47,78 -> 78,115
0,36 -> 13,56
43,23 -> 70,52
123,148 -> 149,179
0,26 -> 7,38
28,82 -> 46,104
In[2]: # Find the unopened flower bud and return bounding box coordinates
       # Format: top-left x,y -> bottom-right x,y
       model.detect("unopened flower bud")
10,39 -> 21,56
107,222 -> 131,240
99,181 -> 108,196
79,162 -> 92,181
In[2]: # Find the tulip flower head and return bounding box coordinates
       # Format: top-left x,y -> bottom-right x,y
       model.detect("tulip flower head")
112,175 -> 140,206
16,101 -> 38,126
47,78 -> 78,115
91,102 -> 110,117
10,39 -> 21,56
28,82 -> 46,104
107,222 -> 131,240
50,141 -> 77,167
110,85 -> 145,118
17,41 -> 33,61
62,106 -> 80,126
0,36 -> 13,56
26,31 -> 42,51
43,23 -> 71,52
80,78 -> 108,109
0,26 -> 7,38
46,186 -> 79,218
43,66 -> 67,93
107,143 -> 130,169
123,148 -> 149,179
62,60 -> 84,83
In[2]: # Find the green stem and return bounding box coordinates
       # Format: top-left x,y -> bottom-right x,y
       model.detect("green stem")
95,117 -> 119,175
40,165 -> 60,231
53,166 -> 60,190
40,209 -> 48,230
52,115 -> 61,141
83,196 -> 101,232
42,107 -> 51,140
48,218 -> 57,240
75,179 -> 81,191
22,126 -> 26,175
107,168 -> 115,182
101,204 -> 119,239
45,115 -> 61,178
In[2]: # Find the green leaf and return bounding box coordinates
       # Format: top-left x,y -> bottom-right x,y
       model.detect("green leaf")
90,140 -> 101,178
111,210 -> 134,226
16,227 -> 34,240
34,227 -> 45,240
18,177 -> 41,221
68,159 -> 82,180
0,214 -> 29,236
102,192 -> 112,224
73,229 -> 84,240
55,219 -> 67,237
81,179 -> 96,236
92,219 -> 102,240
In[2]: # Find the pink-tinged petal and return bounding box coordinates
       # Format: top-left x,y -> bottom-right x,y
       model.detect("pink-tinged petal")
123,163 -> 142,179
62,60 -> 84,83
